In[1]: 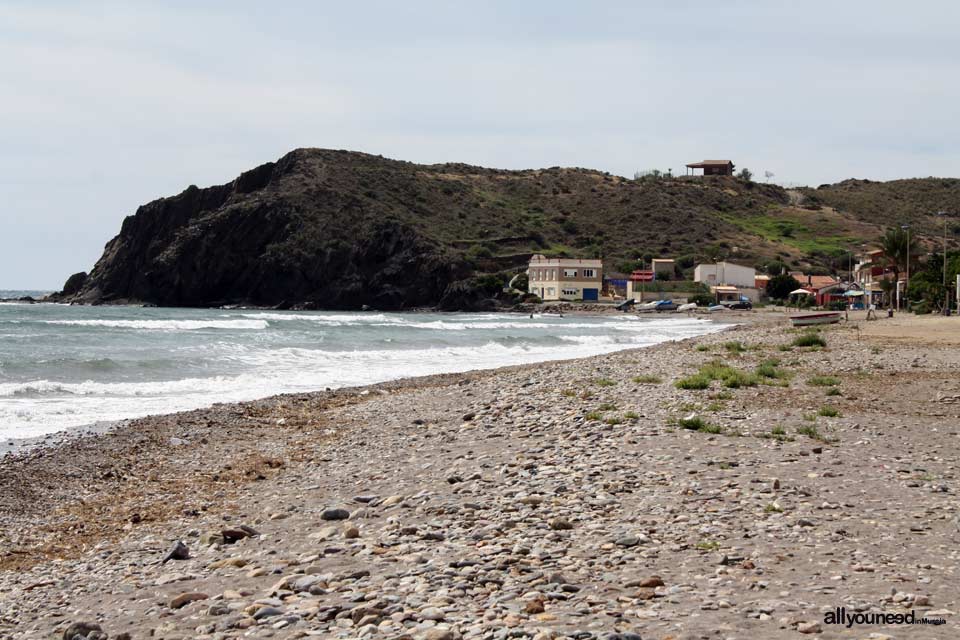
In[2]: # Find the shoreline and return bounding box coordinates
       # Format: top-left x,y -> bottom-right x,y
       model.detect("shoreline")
0,310 -> 740,455
4,311 -> 957,639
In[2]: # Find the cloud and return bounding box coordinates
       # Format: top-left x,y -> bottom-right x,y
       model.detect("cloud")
0,1 -> 958,287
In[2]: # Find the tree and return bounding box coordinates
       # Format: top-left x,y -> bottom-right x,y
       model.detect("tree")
766,273 -> 802,301
877,227 -> 918,290
737,168 -> 753,181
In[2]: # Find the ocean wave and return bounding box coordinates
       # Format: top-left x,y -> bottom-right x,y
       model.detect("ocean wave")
0,311 -> 725,439
43,319 -> 269,331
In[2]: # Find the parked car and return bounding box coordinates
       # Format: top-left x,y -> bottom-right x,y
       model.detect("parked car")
724,300 -> 753,310
654,300 -> 679,312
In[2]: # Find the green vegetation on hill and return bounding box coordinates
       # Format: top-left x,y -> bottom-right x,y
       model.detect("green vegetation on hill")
60,149 -> 960,309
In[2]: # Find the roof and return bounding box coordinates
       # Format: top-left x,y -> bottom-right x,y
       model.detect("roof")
528,254 -> 603,267
806,275 -> 839,290
713,285 -> 739,292
686,160 -> 734,168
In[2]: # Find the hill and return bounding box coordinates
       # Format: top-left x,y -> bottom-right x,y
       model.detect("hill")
56,149 -> 960,309
801,178 -> 960,236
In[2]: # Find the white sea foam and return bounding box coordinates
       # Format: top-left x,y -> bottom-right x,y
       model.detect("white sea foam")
0,311 -> 725,439
43,319 -> 269,331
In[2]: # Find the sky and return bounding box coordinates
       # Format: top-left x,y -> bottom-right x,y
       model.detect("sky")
1,1 -> 959,289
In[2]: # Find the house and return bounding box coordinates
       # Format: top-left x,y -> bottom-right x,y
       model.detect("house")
527,254 -> 603,301
694,262 -> 756,288
854,249 -> 903,307
754,274 -> 771,291
685,160 -> 735,176
650,258 -> 675,280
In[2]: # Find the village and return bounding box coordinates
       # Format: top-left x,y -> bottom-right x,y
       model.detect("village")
525,160 -> 958,315
526,250 -> 914,312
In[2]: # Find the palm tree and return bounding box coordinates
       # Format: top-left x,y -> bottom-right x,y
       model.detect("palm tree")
878,227 -> 917,286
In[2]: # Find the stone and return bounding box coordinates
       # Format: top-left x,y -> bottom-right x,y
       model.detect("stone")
253,606 -> 284,620
797,621 -> 822,634
161,540 -> 190,564
200,531 -> 225,546
420,606 -> 446,621
548,518 -> 573,530
321,507 -> 350,521
635,576 -> 664,588
524,598 -> 545,614
615,535 -> 641,547
221,528 -> 253,543
170,592 -> 209,609
62,622 -> 105,640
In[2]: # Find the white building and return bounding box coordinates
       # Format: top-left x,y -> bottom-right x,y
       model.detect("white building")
694,262 -> 756,289
527,254 -> 603,301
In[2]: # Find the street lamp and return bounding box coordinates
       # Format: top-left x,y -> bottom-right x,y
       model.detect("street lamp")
937,211 -> 949,314
901,224 -> 910,311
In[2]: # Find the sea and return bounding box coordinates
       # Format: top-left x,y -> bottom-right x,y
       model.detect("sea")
0,295 -> 723,440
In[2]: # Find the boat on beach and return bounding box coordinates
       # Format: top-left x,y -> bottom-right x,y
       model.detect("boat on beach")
789,311 -> 841,327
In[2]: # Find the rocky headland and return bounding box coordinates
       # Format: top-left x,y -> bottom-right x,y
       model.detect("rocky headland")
48,149 -> 959,311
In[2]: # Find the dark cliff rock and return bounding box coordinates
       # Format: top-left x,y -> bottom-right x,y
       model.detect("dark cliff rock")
66,150 -> 471,309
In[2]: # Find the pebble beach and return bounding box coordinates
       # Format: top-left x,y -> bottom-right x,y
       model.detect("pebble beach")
2,311 -> 959,640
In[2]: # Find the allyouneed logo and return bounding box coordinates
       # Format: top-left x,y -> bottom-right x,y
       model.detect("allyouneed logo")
824,607 -> 946,628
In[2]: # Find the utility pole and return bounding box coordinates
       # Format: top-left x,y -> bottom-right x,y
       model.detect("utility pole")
938,211 -> 949,314
901,224 -> 910,311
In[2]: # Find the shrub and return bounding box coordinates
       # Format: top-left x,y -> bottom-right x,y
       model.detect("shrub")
759,426 -> 793,442
807,375 -> 839,387
597,402 -> 617,411
585,411 -> 602,421
595,378 -> 617,387
624,411 -> 640,420
756,359 -> 787,379
632,375 -> 662,384
792,332 -> 827,348
825,388 -> 842,397
700,361 -> 759,388
720,369 -> 759,388
675,374 -> 712,390
818,405 -> 841,417
695,344 -> 711,352
797,425 -> 823,439
688,293 -> 716,307
467,244 -> 493,259
678,415 -> 707,430
724,341 -> 747,353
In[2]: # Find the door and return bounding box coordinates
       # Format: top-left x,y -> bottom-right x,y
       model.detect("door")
582,288 -> 599,301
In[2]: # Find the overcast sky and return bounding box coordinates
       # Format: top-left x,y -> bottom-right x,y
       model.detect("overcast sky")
2,1 -> 958,289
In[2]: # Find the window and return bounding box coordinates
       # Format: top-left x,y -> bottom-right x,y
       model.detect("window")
562,288 -> 578,296
563,269 -> 577,278
550,269 -> 556,280
582,269 -> 595,278
547,287 -> 555,296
